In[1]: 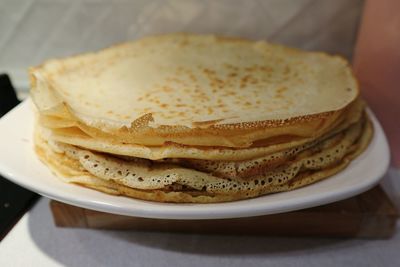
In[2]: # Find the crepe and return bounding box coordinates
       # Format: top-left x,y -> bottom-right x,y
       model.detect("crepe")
30,33 -> 359,147
35,115 -> 372,203
30,33 -> 372,203
37,97 -> 364,161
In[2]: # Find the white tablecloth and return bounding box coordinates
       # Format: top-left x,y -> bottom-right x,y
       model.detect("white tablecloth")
1,169 -> 399,267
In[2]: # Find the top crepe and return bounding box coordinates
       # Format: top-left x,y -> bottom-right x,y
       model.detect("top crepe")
30,33 -> 359,147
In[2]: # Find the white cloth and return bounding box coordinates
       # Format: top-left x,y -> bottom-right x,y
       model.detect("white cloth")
0,0 -> 362,91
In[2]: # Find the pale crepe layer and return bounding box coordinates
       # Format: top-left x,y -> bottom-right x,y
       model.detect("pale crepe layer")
33,116 -> 372,203
30,33 -> 359,147
37,98 -> 365,161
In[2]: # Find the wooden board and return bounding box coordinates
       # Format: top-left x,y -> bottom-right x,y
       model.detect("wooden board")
50,186 -> 398,238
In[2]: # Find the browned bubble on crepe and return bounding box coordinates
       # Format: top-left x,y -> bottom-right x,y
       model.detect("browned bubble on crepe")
30,33 -> 373,203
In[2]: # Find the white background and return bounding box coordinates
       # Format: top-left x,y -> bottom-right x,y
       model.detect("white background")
0,0 -> 362,91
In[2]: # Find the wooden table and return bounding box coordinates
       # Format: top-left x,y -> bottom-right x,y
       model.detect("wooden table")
50,186 -> 398,238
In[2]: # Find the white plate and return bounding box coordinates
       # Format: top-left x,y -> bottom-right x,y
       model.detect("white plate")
0,100 -> 390,219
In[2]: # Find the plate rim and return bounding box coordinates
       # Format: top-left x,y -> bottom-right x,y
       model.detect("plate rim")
0,100 -> 390,219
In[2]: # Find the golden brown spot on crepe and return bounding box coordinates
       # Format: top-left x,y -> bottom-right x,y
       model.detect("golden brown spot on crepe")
241,74 -> 251,83
179,39 -> 189,47
274,86 -> 288,99
283,65 -> 291,75
189,74 -> 197,82
260,66 -> 273,73
202,68 -> 216,75
228,72 -> 238,77
161,86 -> 173,93
217,104 -> 225,108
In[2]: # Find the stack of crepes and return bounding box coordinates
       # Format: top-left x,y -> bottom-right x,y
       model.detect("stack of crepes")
30,34 -> 373,203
